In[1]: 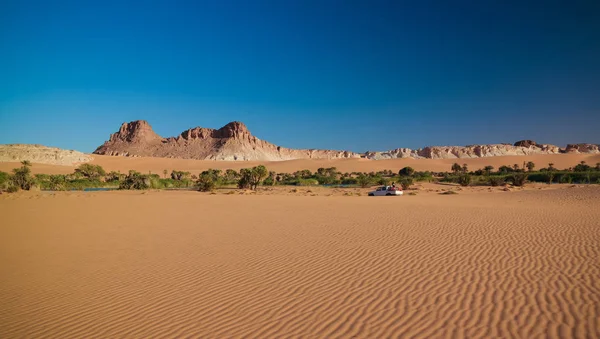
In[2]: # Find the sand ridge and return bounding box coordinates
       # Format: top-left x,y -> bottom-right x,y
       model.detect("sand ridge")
1,186 -> 599,338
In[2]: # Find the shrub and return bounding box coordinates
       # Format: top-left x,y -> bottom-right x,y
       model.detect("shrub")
105,171 -> 125,182
238,165 -> 268,190
574,161 -> 591,172
263,177 -> 275,186
376,177 -> 390,186
6,184 -> 19,193
400,177 -> 414,190
119,171 -> 150,190
356,174 -> 372,188
171,170 -> 191,181
11,165 -> 34,190
399,166 -> 415,176
75,164 -> 106,180
0,171 -> 10,191
197,173 -> 217,192
49,175 -> 67,190
457,174 -> 471,187
451,163 -> 462,174
488,176 -> 504,187
509,173 -> 528,186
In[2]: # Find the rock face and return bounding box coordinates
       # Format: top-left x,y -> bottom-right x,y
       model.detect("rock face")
94,120 -> 360,161
94,121 -> 600,161
0,144 -> 93,165
364,143 -> 562,159
564,144 -> 600,154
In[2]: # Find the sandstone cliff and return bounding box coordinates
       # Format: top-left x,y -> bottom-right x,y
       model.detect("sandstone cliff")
363,141 -> 564,160
94,120 -> 359,161
0,144 -> 93,165
94,120 -> 599,161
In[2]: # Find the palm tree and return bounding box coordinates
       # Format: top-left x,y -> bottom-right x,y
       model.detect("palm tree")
526,161 -> 535,172
451,163 -> 462,174
163,169 -> 168,178
484,166 -> 494,175
21,160 -> 31,167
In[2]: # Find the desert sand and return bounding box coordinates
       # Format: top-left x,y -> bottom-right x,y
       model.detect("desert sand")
1,185 -> 599,338
1,153 -> 599,175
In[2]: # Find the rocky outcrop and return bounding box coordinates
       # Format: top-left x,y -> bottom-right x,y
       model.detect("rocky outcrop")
94,120 -> 360,161
94,122 -> 599,161
564,144 -> 600,154
0,144 -> 93,165
364,142 -> 564,160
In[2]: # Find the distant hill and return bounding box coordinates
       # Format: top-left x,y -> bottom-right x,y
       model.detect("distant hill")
0,144 -> 92,165
92,120 -> 599,161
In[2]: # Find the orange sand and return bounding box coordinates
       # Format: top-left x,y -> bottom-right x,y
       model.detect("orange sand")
1,153 -> 599,175
1,186 -> 599,338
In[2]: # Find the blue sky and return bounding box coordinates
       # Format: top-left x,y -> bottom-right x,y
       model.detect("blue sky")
1,0 -> 599,153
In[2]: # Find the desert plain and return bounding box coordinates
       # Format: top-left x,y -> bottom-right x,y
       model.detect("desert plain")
1,155 -> 600,338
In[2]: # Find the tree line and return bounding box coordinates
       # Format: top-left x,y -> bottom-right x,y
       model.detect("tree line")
1,160 -> 599,193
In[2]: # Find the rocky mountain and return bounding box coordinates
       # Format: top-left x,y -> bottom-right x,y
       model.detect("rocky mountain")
363,141 -> 562,160
93,120 -> 359,161
0,144 -> 93,165
93,120 -> 600,161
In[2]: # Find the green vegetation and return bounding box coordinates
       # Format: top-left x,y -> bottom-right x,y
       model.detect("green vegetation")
509,173 -> 528,186
238,165 -> 268,190
75,163 -> 106,180
400,177 -> 414,190
457,174 -> 471,187
399,166 -> 415,177
3,158 -> 600,195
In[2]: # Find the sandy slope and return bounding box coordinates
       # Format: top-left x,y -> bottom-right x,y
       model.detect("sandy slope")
1,153 -> 599,175
1,186 -> 599,338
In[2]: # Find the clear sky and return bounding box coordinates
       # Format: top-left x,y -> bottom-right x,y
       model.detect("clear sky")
1,0 -> 598,153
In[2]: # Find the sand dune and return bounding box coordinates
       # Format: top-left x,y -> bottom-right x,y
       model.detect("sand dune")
1,186 -> 599,338
1,153 -> 599,175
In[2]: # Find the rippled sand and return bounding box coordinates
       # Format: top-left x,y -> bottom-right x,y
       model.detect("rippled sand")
1,186 -> 599,338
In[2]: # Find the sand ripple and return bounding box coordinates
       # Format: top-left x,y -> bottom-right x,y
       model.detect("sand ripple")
1,188 -> 599,338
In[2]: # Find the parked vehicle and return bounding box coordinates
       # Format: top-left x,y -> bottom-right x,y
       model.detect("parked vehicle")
368,185 -> 403,196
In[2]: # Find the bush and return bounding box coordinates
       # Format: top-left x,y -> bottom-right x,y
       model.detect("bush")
400,177 -> 414,190
238,165 -> 268,190
263,177 -> 275,186
12,165 -> 34,190
458,174 -> 471,187
75,164 -> 106,180
356,174 -> 372,188
171,170 -> 191,181
119,171 -> 150,190
488,176 -> 505,187
197,173 -> 217,192
509,173 -> 528,186
399,166 -> 415,176
6,185 -> 19,193
376,177 -> 390,186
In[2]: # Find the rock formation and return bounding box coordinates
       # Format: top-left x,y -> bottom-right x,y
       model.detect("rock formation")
93,120 -> 600,161
0,144 -> 93,165
564,143 -> 600,154
94,120 -> 359,161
